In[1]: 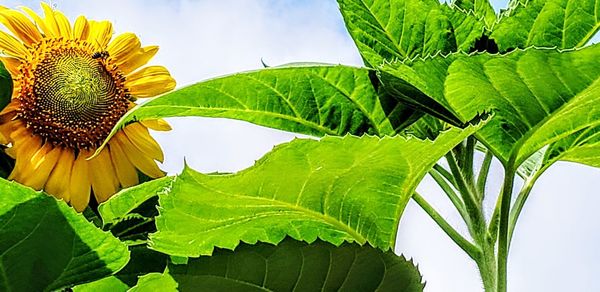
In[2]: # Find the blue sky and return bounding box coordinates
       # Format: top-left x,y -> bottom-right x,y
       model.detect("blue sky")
4,1 -> 600,291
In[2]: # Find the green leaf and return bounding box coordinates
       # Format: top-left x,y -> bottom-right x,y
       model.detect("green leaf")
96,65 -> 407,156
0,61 -> 13,111
149,124 -> 483,257
135,238 -> 424,292
128,272 -> 177,292
74,245 -> 168,292
0,179 -> 129,291
337,0 -> 486,67
543,127 -> 600,167
492,0 -> 600,51
380,45 -> 600,168
453,0 -> 497,29
73,277 -> 129,292
99,176 -> 174,226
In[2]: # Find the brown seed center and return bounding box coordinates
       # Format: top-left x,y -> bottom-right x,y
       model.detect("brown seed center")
18,41 -> 130,150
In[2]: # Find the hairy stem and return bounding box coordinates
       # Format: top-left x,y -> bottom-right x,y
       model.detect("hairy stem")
412,192 -> 481,260
477,150 -> 494,201
497,166 -> 515,292
428,168 -> 470,225
507,173 -> 540,246
433,163 -> 457,188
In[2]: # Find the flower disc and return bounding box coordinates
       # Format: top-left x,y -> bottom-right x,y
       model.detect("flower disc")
18,39 -> 130,150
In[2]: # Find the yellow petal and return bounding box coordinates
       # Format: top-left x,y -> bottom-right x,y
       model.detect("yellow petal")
69,151 -> 91,212
115,132 -> 164,178
118,45 -> 158,74
40,2 -> 60,38
9,133 -> 42,180
89,147 -> 118,203
141,119 -> 172,131
44,149 -> 75,201
123,123 -> 164,162
53,9 -> 72,39
0,9 -> 42,45
88,20 -> 113,49
0,30 -> 29,58
107,32 -> 140,61
109,139 -> 138,188
19,6 -> 53,38
22,144 -> 62,190
73,15 -> 89,41
125,66 -> 176,98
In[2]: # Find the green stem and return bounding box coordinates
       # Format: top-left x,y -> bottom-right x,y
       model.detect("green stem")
428,168 -> 470,225
496,166 -> 516,292
477,240 -> 497,292
463,136 -> 476,185
477,150 -> 494,201
487,190 -> 502,246
433,163 -> 457,188
446,152 -> 479,213
507,172 -> 541,246
412,192 -> 481,260
446,151 -> 488,246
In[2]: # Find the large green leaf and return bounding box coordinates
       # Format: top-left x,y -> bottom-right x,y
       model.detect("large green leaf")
132,238 -> 424,292
98,65 -> 402,154
492,0 -> 600,51
94,65 -> 412,157
0,179 -> 130,291
380,45 -> 600,168
149,124 -> 482,257
337,0 -> 486,67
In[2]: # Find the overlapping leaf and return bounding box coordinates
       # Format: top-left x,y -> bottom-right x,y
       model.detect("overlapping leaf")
0,179 -> 129,291
149,124 -> 482,257
337,0 -> 486,67
380,44 -> 600,169
132,238 -> 424,292
492,0 -> 600,51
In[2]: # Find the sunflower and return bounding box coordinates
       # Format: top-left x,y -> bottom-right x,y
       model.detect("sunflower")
0,3 -> 176,211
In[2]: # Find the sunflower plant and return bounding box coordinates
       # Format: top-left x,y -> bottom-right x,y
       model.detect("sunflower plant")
0,1 -> 598,292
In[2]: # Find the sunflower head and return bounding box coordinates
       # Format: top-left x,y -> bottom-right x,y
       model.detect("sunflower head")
0,3 -> 176,211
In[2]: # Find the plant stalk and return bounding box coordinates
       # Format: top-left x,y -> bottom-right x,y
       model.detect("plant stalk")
412,192 -> 481,260
496,166 -> 515,292
477,240 -> 497,292
428,168 -> 470,225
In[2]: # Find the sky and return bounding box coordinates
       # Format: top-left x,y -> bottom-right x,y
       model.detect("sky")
4,1 -> 600,291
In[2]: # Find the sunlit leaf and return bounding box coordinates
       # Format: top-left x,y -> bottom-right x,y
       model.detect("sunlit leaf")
149,123 -> 483,257
0,179 -> 129,291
